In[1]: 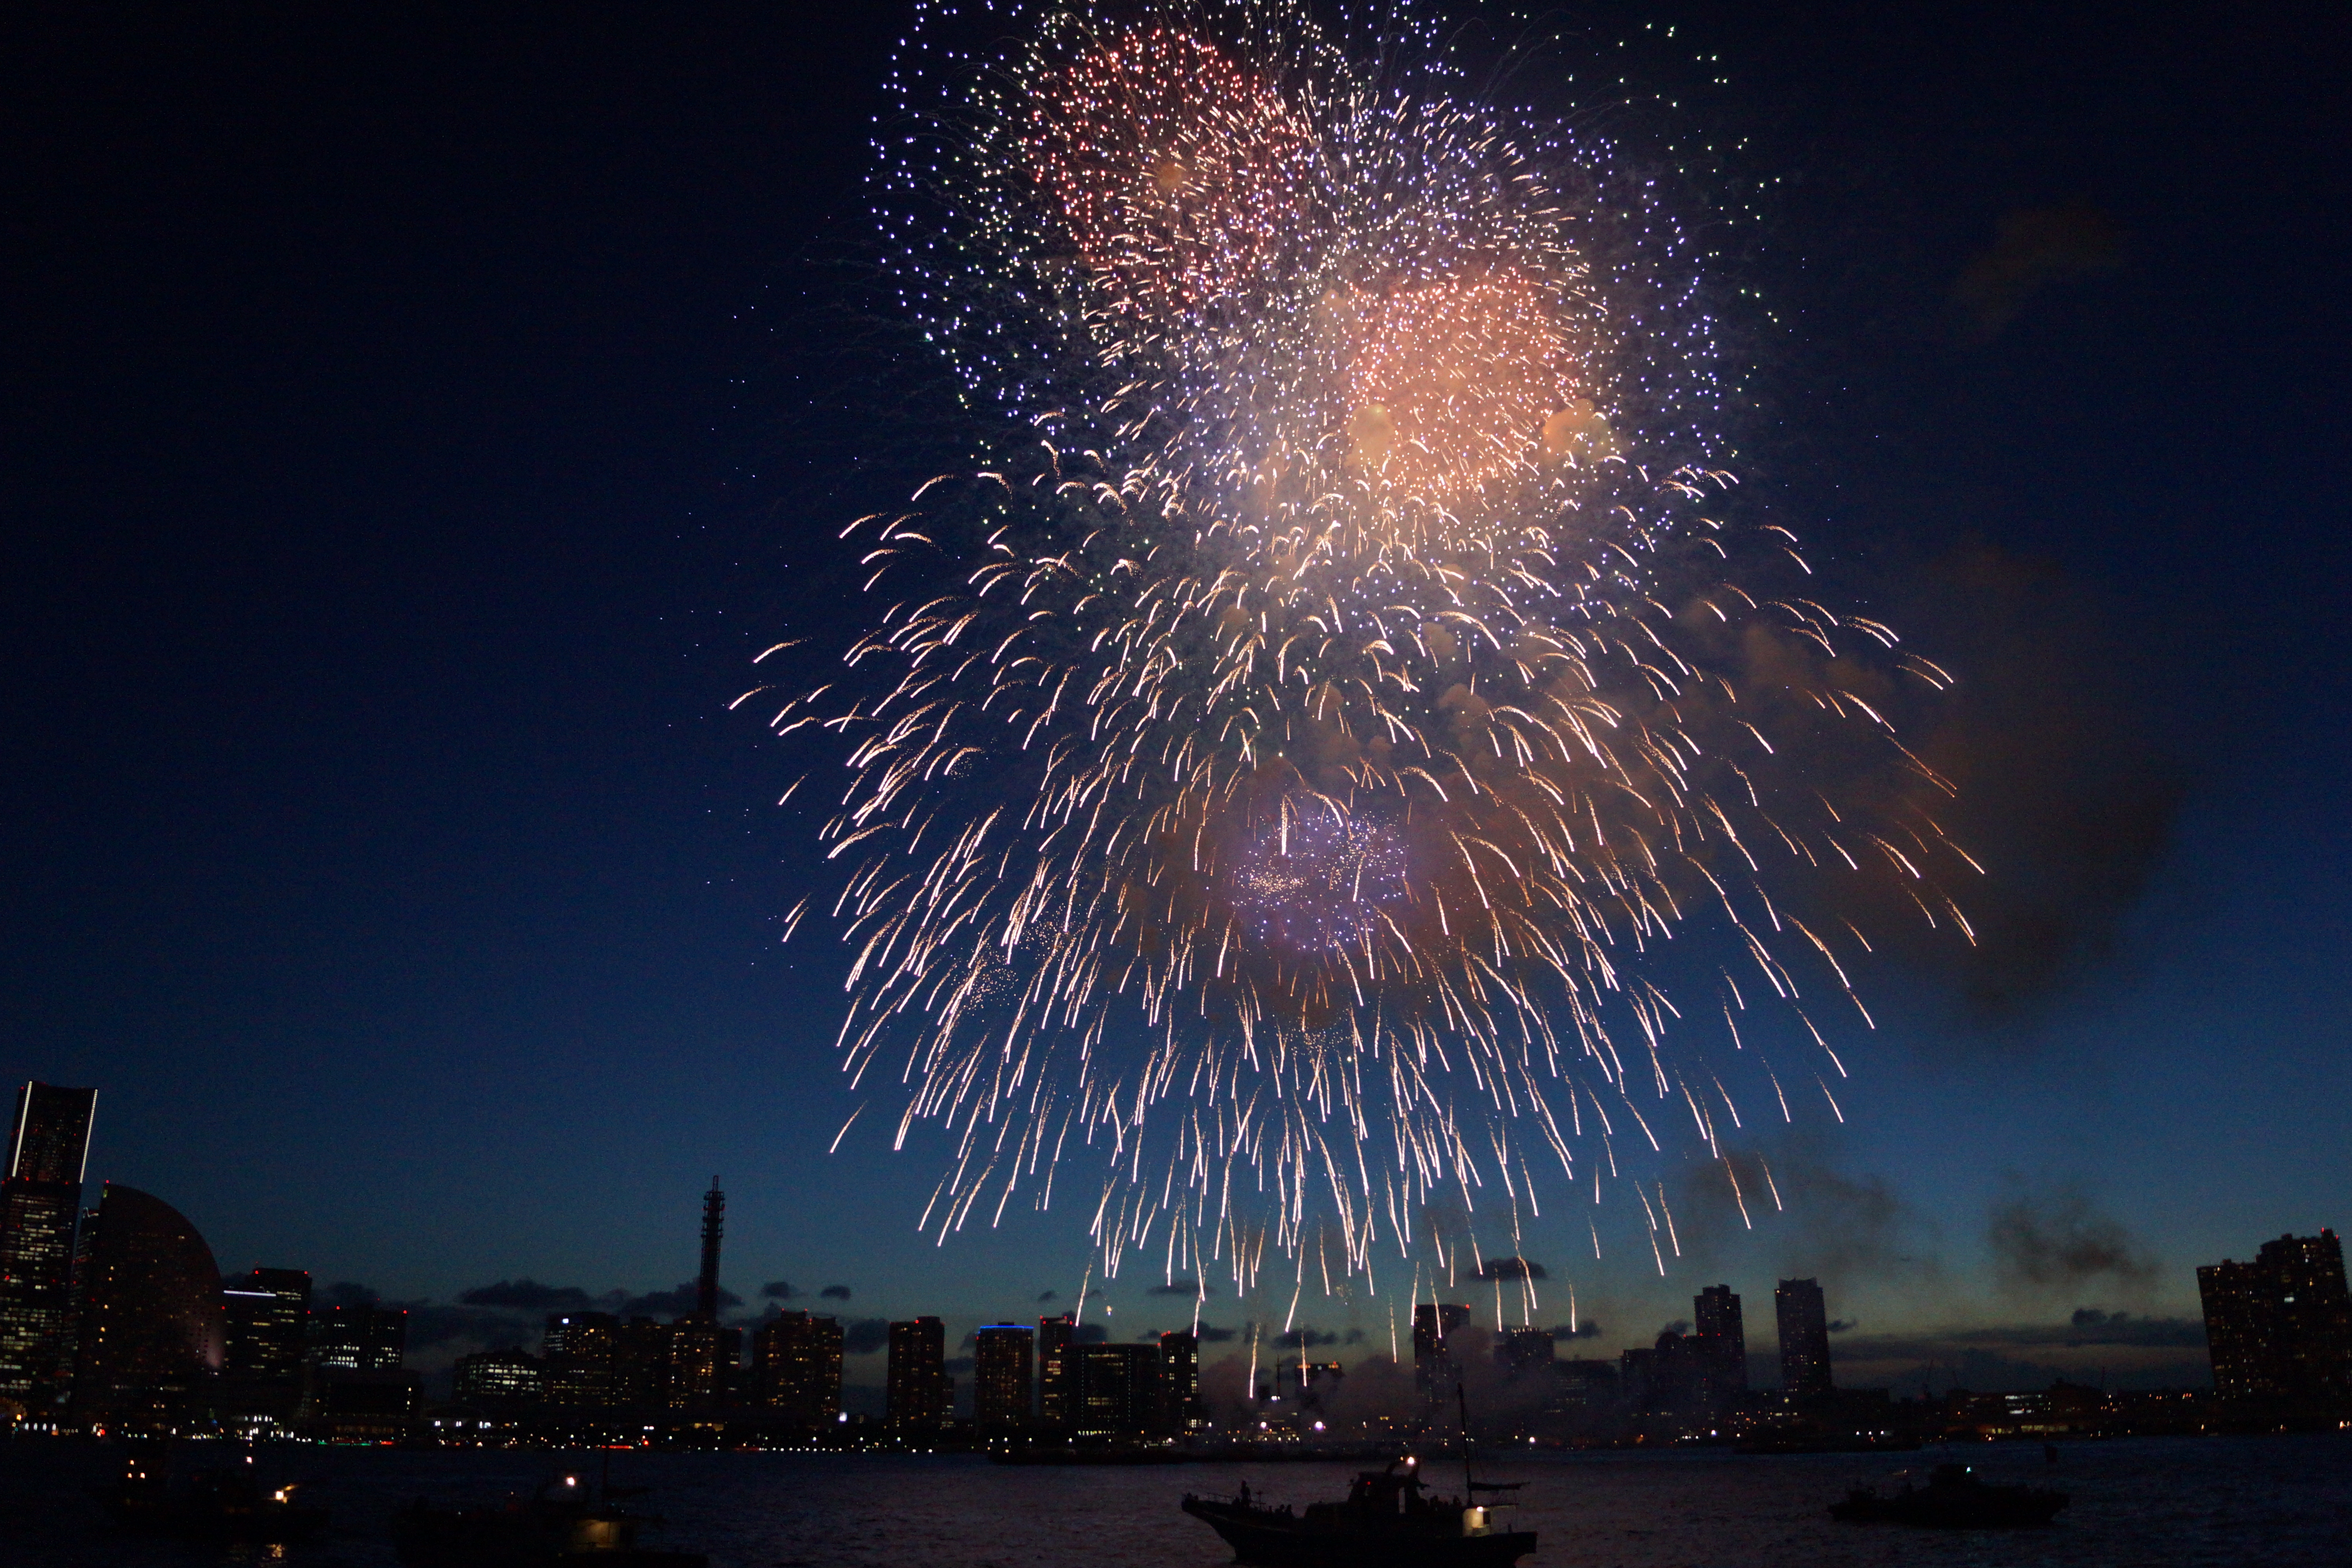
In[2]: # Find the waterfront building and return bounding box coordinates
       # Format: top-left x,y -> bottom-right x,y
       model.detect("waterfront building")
1547,1358 -> 1621,1417
1412,1302 -> 1470,1399
542,1311 -> 618,1405
1071,1341 -> 1164,1437
221,1267 -> 310,1379
973,1323 -> 1034,1432
885,1316 -> 948,1432
751,1310 -> 843,1425
611,1316 -> 674,1406
1036,1313 -> 1074,1424
68,1183 -> 225,1424
310,1301 -> 407,1371
666,1316 -> 736,1409
1497,1327 -> 1555,1376
452,1347 -> 544,1406
2199,1229 -> 2352,1405
1775,1278 -> 1833,1398
0,1082 -> 96,1407
307,1367 -> 422,1441
1159,1330 -> 1200,1430
1693,1284 -> 1748,1414
1622,1330 -> 1699,1419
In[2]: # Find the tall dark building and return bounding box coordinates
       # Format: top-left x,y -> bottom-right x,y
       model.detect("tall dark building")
1036,1313 -> 1075,1425
1160,1330 -> 1200,1431
611,1317 -> 674,1406
752,1311 -> 843,1425
69,1183 -> 226,1423
310,1302 -> 407,1372
696,1179 -> 724,1323
542,1311 -> 618,1406
452,1348 -> 543,1406
221,1268 -> 310,1380
1622,1330 -> 1699,1418
0,1082 -> 96,1407
666,1318 -> 736,1409
2200,1230 -> 2352,1404
1692,1284 -> 1748,1413
1497,1327 -> 1556,1376
886,1317 -> 948,1432
973,1324 -> 1034,1432
1775,1278 -> 1833,1398
1412,1302 -> 1470,1399
1072,1342 -> 1165,1436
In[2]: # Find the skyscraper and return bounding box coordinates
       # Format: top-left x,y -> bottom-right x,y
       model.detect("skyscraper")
752,1310 -> 843,1425
69,1183 -> 226,1424
666,1317 -> 734,1409
1692,1284 -> 1748,1414
1775,1278 -> 1833,1398
0,1082 -> 96,1407
1159,1330 -> 1200,1431
310,1302 -> 407,1371
221,1268 -> 310,1380
1036,1313 -> 1074,1425
1497,1327 -> 1556,1377
452,1348 -> 543,1406
2199,1230 -> 2352,1404
973,1324 -> 1034,1432
885,1317 -> 948,1433
1412,1301 -> 1470,1399
610,1318 -> 674,1406
542,1311 -> 618,1405
1071,1342 -> 1165,1436
695,1179 -> 724,1323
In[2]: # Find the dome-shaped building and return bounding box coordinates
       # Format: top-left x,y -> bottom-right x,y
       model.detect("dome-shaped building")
69,1183 -> 224,1425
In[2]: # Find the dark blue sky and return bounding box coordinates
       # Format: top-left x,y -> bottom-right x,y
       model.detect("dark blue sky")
2,2 -> 2345,1388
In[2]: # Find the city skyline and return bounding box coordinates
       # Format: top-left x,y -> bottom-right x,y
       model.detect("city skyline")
10,1069 -> 2348,1450
1,0 -> 2345,1411
2,1079 -> 2288,1412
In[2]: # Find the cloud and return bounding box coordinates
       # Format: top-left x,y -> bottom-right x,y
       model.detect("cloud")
1147,1279 -> 1217,1297
841,1319 -> 893,1356
1475,1257 -> 1547,1282
761,1281 -> 799,1301
1988,1183 -> 2158,1293
616,1282 -> 744,1319
821,1285 -> 853,1301
1546,1322 -> 1602,1340
1954,203 -> 2123,340
456,1279 -> 597,1312
1279,1328 -> 1342,1348
1828,1319 -> 1857,1334
1037,1290 -> 1058,1303
1196,1324 -> 1239,1343
2065,1310 -> 2205,1348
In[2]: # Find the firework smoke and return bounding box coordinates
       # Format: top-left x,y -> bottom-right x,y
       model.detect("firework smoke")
755,0 -> 1974,1305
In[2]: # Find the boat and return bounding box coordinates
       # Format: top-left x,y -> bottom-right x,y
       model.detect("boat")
1828,1462 -> 2069,1528
105,1452 -> 330,1543
392,1471 -> 707,1566
1183,1457 -> 1536,1567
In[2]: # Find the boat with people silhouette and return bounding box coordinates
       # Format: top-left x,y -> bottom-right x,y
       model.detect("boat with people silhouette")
1183,1456 -> 1535,1567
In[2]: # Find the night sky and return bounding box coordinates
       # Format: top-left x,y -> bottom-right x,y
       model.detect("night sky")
4,1 -> 2345,1396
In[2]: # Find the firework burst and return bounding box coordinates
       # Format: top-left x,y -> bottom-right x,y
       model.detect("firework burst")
756,0 -> 1975,1306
